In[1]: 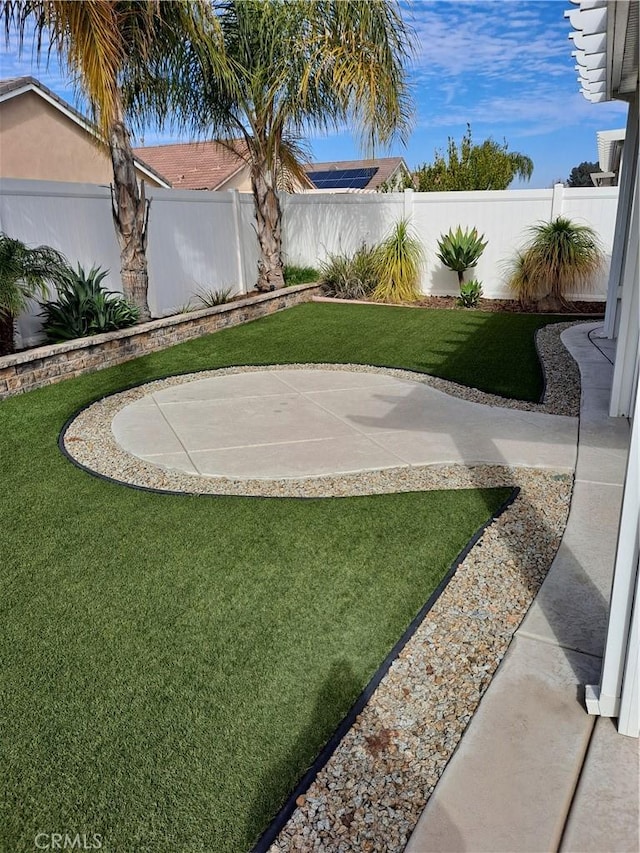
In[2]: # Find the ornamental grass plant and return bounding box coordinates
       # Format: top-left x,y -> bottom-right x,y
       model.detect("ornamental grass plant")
372,218 -> 424,303
508,216 -> 604,309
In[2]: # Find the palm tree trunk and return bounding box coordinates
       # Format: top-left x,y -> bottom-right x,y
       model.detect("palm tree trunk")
0,312 -> 15,356
251,162 -> 285,291
108,102 -> 151,321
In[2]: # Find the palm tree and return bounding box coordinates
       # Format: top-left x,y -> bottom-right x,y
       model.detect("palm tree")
0,233 -> 69,355
2,1 -> 217,320
133,0 -> 413,291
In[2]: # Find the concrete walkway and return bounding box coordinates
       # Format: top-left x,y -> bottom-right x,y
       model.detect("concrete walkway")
406,323 -> 638,853
112,368 -> 577,480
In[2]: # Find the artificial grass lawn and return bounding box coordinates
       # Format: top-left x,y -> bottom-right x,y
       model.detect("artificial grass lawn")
1,303 -> 555,851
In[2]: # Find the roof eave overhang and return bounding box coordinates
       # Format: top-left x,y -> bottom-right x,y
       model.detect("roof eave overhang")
567,0 -> 638,104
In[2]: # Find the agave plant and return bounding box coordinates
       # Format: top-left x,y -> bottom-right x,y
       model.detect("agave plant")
372,218 -> 424,303
40,264 -> 139,342
0,233 -> 69,355
436,226 -> 488,288
512,217 -> 603,309
457,279 -> 483,308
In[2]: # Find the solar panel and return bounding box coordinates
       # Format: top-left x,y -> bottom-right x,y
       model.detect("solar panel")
307,167 -> 378,189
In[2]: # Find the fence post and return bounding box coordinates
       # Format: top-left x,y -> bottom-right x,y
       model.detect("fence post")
231,189 -> 247,294
550,182 -> 564,220
404,187 -> 414,219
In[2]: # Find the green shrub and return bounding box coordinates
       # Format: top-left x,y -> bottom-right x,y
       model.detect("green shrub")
40,265 -> 139,342
372,218 -> 424,304
436,225 -> 487,288
320,244 -> 379,300
195,286 -> 234,307
507,216 -> 603,309
0,232 -> 69,355
283,265 -> 319,286
457,279 -> 483,308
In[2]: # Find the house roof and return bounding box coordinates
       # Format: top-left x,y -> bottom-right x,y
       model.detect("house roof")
597,128 -> 626,172
133,140 -> 249,190
303,157 -> 408,191
0,76 -> 171,187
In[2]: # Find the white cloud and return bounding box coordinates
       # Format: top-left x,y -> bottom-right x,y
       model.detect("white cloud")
407,0 -> 572,85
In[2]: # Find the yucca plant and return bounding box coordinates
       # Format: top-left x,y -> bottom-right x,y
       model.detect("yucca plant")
195,286 -> 234,308
436,225 -> 488,288
512,217 -> 603,309
372,218 -> 424,303
41,264 -> 139,342
0,233 -> 69,355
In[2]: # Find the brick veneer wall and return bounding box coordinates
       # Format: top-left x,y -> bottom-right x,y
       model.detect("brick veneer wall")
0,283 -> 322,399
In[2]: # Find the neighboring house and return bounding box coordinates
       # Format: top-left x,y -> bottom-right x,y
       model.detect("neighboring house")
134,142 -> 409,194
304,156 -> 410,191
568,0 -> 639,737
133,139 -> 252,191
0,76 -> 169,188
591,128 -> 626,186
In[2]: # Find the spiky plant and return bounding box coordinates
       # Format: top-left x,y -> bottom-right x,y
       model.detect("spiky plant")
320,244 -> 380,300
372,218 -> 424,303
517,216 -> 603,309
0,233 -> 69,355
195,286 -> 234,307
40,264 -> 139,342
504,250 -> 537,307
436,225 -> 488,288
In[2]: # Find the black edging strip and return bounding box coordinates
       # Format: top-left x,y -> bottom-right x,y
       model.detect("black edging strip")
251,485 -> 520,853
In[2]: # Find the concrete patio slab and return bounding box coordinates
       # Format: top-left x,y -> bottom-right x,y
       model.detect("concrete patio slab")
189,434 -> 406,479
518,480 -> 623,657
405,636 -> 601,853
111,368 -> 578,480
152,370 -> 293,403
561,717 -> 640,853
111,401 -> 184,455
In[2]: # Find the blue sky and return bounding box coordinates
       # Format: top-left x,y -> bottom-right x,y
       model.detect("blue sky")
1,0 -> 628,189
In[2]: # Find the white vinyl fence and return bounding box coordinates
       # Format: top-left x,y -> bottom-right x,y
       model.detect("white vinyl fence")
0,177 -> 619,347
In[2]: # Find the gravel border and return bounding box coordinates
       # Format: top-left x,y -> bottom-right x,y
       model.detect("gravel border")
265,467 -> 572,853
58,320 -> 583,852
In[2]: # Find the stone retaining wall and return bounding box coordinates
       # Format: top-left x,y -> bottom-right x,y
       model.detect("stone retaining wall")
0,283 -> 322,399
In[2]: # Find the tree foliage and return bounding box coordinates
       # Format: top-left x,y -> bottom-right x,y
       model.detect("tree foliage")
0,232 -> 69,354
130,0 -> 413,291
566,161 -> 600,188
404,125 -> 533,192
2,1 -> 215,320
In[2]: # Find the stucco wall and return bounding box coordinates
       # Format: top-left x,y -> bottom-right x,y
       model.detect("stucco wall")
0,91 -> 164,187
217,166 -> 252,192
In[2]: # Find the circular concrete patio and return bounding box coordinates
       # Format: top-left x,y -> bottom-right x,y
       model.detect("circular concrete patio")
74,365 -> 580,486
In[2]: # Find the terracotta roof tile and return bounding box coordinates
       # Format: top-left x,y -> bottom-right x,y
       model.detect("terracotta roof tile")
133,140 -> 248,190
